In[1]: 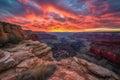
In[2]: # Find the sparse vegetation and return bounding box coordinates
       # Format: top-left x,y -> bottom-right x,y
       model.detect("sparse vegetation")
17,63 -> 56,80
8,36 -> 22,44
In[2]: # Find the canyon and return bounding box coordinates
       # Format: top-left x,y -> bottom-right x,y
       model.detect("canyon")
0,22 -> 120,80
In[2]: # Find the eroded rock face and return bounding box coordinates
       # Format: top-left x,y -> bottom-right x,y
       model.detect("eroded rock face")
0,22 -> 27,45
48,57 -> 119,80
0,40 -> 55,80
0,40 -> 119,80
0,23 -> 8,42
0,51 -> 15,72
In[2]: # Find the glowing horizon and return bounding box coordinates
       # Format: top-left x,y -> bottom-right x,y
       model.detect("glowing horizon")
0,0 -> 120,32
29,28 -> 120,32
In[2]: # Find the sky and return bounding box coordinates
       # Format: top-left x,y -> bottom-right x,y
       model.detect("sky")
0,0 -> 120,32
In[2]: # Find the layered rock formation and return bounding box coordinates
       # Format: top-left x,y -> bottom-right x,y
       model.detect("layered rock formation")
0,22 -> 27,46
0,40 -> 54,79
25,30 -> 39,41
90,44 -> 120,66
70,32 -> 120,42
0,40 -> 119,80
0,22 -> 119,80
35,32 -> 58,40
49,57 -> 119,80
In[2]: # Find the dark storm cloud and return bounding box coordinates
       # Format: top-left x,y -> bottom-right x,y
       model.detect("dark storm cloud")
105,0 -> 120,14
0,0 -> 119,17
88,0 -> 120,16
0,0 -> 26,16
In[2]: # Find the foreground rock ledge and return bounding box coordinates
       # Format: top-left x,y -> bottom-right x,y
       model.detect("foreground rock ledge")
0,40 -> 119,80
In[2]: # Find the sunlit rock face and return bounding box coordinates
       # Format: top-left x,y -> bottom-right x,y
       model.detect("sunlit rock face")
0,49 -> 15,72
0,22 -> 27,43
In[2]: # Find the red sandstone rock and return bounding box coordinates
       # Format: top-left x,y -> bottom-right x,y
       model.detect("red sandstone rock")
0,22 -> 27,43
90,47 -> 120,66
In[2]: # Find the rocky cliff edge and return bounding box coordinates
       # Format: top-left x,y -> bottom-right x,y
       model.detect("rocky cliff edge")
0,40 -> 119,80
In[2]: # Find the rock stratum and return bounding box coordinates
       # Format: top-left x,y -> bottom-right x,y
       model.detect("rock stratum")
0,22 -> 119,80
0,40 -> 119,80
0,22 -> 27,46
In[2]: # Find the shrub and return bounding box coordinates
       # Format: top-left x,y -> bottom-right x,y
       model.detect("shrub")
17,63 -> 56,80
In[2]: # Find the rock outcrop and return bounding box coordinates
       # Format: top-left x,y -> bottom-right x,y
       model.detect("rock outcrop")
0,22 -> 27,46
0,40 -> 54,79
49,57 -> 119,80
70,32 -> 120,42
0,50 -> 15,72
90,44 -> 120,66
0,24 -> 120,80
0,40 -> 119,80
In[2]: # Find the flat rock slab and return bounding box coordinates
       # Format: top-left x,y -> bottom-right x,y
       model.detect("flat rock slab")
88,64 -> 112,77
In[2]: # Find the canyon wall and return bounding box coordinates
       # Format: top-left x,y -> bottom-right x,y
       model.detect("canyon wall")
0,22 -> 27,45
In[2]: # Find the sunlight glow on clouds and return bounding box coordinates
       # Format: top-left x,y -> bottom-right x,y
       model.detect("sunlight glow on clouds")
0,0 -> 120,32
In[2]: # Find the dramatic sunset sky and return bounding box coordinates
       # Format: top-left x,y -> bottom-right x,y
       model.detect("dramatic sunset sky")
0,0 -> 120,32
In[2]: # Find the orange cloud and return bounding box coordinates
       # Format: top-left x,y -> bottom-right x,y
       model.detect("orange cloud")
1,0 -> 120,32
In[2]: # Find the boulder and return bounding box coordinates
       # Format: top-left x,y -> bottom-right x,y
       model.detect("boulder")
12,51 -> 34,63
16,57 -> 39,73
87,62 -> 119,79
0,52 -> 15,72
31,42 -> 53,60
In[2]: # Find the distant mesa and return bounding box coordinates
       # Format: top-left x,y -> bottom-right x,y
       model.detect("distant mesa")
70,32 -> 120,42
34,32 -> 58,40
